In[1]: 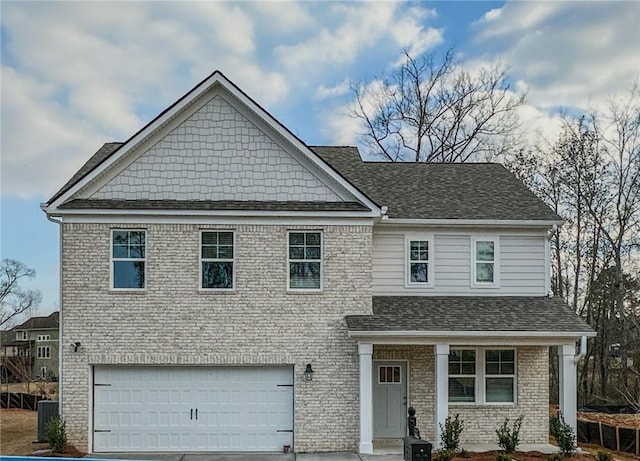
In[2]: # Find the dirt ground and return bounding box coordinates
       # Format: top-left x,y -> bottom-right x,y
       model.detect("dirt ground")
0,408 -> 49,455
577,411 -> 640,429
0,381 -> 58,398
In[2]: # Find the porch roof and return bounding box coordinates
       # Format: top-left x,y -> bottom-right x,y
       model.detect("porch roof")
346,296 -> 595,338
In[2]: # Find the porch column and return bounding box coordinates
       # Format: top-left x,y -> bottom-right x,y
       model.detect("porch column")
358,342 -> 374,454
558,343 -> 577,434
435,343 -> 449,449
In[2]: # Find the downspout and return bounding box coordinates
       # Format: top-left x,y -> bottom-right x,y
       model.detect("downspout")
574,335 -> 587,363
41,204 -> 63,415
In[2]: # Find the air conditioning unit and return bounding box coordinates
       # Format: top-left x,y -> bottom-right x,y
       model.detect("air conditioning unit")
37,400 -> 59,443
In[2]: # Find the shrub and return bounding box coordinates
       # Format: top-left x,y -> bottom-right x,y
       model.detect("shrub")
434,449 -> 455,461
440,414 -> 465,451
548,453 -> 564,461
554,412 -> 577,456
496,415 -> 523,453
44,416 -> 67,453
549,415 -> 562,438
495,451 -> 512,461
459,448 -> 471,458
596,451 -> 613,461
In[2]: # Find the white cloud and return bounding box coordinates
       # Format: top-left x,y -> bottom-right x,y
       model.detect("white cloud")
275,3 -> 441,75
315,79 -> 352,101
0,1 -> 293,199
473,1 -> 640,111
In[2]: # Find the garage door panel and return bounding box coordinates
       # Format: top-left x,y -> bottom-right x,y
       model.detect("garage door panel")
93,366 -> 293,452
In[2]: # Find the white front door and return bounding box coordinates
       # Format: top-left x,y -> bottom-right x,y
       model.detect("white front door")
373,361 -> 407,438
93,366 -> 293,452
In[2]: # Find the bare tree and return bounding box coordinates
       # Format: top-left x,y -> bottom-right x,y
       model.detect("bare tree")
351,48 -> 526,162
0,259 -> 42,328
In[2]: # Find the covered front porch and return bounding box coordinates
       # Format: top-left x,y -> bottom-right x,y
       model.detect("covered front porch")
346,296 -> 596,454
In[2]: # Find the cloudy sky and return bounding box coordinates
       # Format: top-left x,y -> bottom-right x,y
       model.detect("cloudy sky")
1,1 -> 639,320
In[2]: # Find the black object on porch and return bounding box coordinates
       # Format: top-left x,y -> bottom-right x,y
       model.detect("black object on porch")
404,407 -> 432,461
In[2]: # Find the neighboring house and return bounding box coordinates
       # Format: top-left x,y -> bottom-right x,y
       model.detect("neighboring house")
42,71 -> 594,454
0,311 -> 60,383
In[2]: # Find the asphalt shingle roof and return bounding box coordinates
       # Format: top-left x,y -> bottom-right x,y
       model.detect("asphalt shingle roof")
10,311 -> 59,331
49,143 -> 559,222
59,199 -> 368,212
345,297 -> 593,333
311,146 -> 561,221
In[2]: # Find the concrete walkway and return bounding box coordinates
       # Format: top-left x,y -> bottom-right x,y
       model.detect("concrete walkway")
87,443 -> 560,461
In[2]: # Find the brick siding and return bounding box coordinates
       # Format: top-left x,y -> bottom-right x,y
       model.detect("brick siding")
61,222 -> 372,452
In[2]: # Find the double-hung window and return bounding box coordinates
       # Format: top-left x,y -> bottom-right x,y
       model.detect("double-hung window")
37,346 -> 51,359
288,231 -> 322,290
406,235 -> 434,287
112,230 -> 146,289
472,237 -> 499,287
485,349 -> 516,403
448,349 -> 476,403
201,231 -> 234,290
448,348 -> 516,404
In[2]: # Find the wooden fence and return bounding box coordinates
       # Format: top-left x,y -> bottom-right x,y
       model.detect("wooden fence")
0,392 -> 46,410
577,419 -> 640,456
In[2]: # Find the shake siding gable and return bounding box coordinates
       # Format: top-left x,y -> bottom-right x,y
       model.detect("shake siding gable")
372,230 -> 547,296
84,94 -> 345,203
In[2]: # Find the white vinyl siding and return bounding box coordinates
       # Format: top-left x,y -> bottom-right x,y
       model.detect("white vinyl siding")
372,230 -> 547,295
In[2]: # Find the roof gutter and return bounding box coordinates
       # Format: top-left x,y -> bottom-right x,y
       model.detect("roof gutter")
377,218 -> 565,228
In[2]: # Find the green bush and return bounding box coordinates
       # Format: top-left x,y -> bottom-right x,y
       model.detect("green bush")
596,451 -> 612,461
548,453 -> 564,461
549,415 -> 562,438
459,448 -> 471,458
495,451 -> 512,461
496,415 -> 523,453
440,414 -> 465,451
554,412 -> 577,456
434,449 -> 455,461
44,416 -> 67,453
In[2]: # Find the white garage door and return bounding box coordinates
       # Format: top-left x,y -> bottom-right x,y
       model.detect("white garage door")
93,366 -> 293,452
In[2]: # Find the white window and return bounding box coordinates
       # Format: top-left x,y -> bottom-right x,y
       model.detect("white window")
448,348 -> 516,404
37,346 -> 51,359
405,235 -> 434,287
471,237 -> 500,287
16,331 -> 27,341
112,230 -> 146,290
37,335 -> 51,342
201,231 -> 234,290
41,367 -> 47,378
288,231 -> 322,290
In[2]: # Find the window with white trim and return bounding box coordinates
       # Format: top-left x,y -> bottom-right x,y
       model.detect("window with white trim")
472,237 -> 499,287
16,331 -> 27,341
112,230 -> 146,289
37,346 -> 51,359
448,348 -> 516,404
288,232 -> 322,290
201,231 -> 234,290
37,335 -> 51,342
41,367 -> 47,378
406,235 -> 434,287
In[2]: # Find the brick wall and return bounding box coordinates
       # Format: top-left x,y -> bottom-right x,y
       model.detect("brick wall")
451,347 -> 549,444
373,345 -> 549,445
61,222 -> 372,452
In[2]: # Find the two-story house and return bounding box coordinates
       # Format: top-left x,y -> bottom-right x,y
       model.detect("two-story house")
42,71 -> 594,454
1,311 -> 59,383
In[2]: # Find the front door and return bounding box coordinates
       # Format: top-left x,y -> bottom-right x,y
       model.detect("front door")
373,361 -> 407,438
